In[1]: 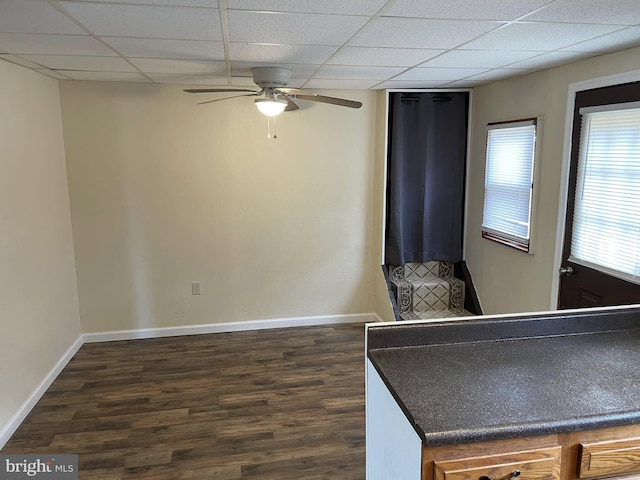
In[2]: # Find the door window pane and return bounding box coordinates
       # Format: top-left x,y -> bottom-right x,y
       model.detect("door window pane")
570,103 -> 640,283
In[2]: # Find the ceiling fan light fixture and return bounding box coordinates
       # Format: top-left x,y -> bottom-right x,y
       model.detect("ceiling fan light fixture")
255,97 -> 287,116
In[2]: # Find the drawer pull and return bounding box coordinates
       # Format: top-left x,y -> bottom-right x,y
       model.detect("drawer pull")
480,470 -> 521,480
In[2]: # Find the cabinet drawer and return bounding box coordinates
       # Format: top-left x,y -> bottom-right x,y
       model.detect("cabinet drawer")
434,446 -> 561,480
578,437 -> 640,478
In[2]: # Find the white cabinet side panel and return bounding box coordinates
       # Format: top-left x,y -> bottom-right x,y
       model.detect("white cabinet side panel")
366,359 -> 422,480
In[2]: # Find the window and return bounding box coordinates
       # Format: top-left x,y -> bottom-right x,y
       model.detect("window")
482,119 -> 537,252
569,102 -> 640,284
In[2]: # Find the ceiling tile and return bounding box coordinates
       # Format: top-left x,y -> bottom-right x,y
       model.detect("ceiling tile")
560,26 -> 640,53
503,51 -> 594,69
0,0 -> 84,34
58,2 -> 222,41
34,68 -> 73,80
376,80 -> 449,89
229,76 -> 262,86
421,49 -> 543,68
3,0 -> 640,87
129,58 -> 226,74
102,38 -> 224,60
303,78 -> 379,89
394,67 -> 489,81
439,80 -> 479,88
0,54 -> 47,69
62,71 -> 150,81
463,22 -> 624,50
350,17 -> 504,49
385,0 -> 554,21
227,11 -> 369,45
461,68 -> 533,84
227,0 -> 387,15
0,33 -> 117,56
21,54 -> 138,72
77,0 -> 218,6
328,47 -> 444,67
228,43 -> 337,65
522,0 -> 640,25
314,65 -> 404,80
149,74 -> 229,84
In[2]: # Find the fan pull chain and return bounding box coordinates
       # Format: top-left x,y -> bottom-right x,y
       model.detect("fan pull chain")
266,116 -> 278,140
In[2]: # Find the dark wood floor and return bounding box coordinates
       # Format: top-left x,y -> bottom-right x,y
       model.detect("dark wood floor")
2,323 -> 366,479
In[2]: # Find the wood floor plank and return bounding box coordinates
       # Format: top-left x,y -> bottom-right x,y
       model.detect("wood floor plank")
2,323 -> 366,479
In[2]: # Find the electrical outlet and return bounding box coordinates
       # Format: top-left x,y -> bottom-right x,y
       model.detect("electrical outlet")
191,281 -> 201,295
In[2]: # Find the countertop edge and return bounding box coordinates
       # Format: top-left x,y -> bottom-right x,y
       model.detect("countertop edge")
419,411 -> 640,447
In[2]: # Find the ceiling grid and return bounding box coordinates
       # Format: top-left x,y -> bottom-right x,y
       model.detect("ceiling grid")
0,0 -> 638,88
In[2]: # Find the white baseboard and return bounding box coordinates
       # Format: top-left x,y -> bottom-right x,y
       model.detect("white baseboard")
0,335 -> 83,449
83,313 -> 377,343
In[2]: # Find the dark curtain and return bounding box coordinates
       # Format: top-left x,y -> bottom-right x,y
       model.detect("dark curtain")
385,92 -> 468,265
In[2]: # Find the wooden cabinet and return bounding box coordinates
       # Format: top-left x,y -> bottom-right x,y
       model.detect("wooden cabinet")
420,426 -> 640,480
578,436 -> 640,478
434,446 -> 561,480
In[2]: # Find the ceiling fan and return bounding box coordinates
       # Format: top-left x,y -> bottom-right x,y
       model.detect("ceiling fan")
184,67 -> 363,116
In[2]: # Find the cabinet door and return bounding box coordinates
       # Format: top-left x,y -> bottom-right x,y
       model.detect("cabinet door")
578,437 -> 640,478
366,360 -> 422,480
433,446 -> 561,480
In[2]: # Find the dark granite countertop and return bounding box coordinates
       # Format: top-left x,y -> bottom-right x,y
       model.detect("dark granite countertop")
367,307 -> 640,447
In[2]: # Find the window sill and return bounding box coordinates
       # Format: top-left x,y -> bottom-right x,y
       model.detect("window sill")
482,230 -> 530,253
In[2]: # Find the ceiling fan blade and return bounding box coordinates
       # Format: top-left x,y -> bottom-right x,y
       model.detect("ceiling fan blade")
184,88 -> 259,94
293,94 -> 362,109
277,88 -> 362,108
277,88 -> 307,96
284,96 -> 299,112
196,93 -> 258,105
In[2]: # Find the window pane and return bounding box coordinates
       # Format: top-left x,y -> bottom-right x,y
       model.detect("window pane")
570,106 -> 640,281
482,121 -> 536,249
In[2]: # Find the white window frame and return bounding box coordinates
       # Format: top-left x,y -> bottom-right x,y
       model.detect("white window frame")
482,118 -> 539,253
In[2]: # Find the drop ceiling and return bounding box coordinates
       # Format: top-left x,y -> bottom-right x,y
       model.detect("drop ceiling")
1,0 -> 640,89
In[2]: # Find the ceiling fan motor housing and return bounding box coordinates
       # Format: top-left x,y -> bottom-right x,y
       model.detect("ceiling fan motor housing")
251,67 -> 292,88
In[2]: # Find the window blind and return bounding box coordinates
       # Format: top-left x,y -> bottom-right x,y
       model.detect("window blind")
482,120 -> 536,251
570,104 -> 640,283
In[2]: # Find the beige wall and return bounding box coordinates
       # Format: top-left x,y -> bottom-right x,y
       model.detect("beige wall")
466,46 -> 640,314
0,61 -> 81,433
59,81 -> 379,332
